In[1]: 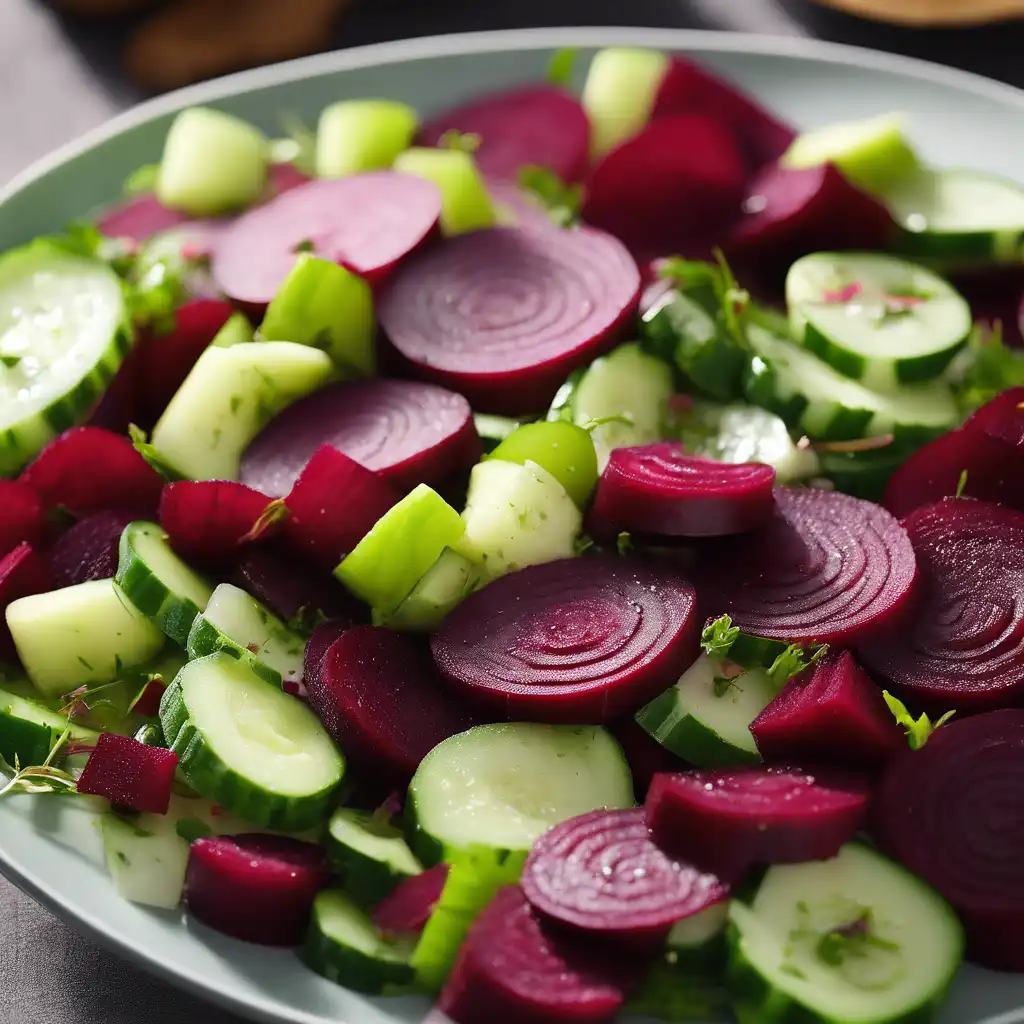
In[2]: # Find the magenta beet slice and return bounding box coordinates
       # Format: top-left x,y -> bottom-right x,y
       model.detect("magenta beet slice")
522,808 -> 726,949
308,625 -> 479,786
751,651 -> 905,771
96,192 -> 189,242
185,833 -> 328,946
212,173 -> 442,307
439,886 -> 637,1024
581,115 -> 746,259
379,225 -> 640,414
689,487 -> 917,645
47,510 -> 136,589
418,84 -> 590,183
266,162 -> 311,198
241,379 -> 480,498
645,766 -> 869,882
432,556 -> 698,724
131,677 -> 167,718
0,544 -> 52,660
373,862 -> 450,937
610,718 -> 687,801
0,479 -> 45,560
588,443 -> 776,540
859,497 -> 1024,712
76,733 -> 178,814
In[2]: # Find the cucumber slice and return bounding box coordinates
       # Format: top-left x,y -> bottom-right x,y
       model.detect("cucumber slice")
473,413 -> 523,453
817,447 -> 910,503
786,253 -> 971,390
211,311 -> 254,349
488,421 -> 599,508
727,844 -> 963,1024
0,245 -> 131,475
304,890 -> 415,995
160,652 -> 344,830
326,807 -> 422,903
316,99 -> 418,178
668,901 -> 730,974
186,583 -> 305,689
6,579 -> 165,698
375,548 -> 481,632
0,689 -> 100,768
635,654 -> 773,768
101,810 -> 191,910
459,459 -> 581,580
117,521 -> 213,647
406,722 -> 634,867
393,148 -> 495,236
150,341 -> 334,481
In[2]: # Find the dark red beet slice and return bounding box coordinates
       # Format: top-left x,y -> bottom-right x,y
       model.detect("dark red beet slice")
96,192 -> 189,242
751,651 -> 905,771
185,833 -> 329,946
581,116 -> 746,259
373,862 -> 450,937
303,618 -> 352,687
379,226 -> 640,414
241,379 -> 480,498
307,625 -> 479,787
283,445 -> 399,568
212,173 -> 442,307
432,556 -> 698,724
0,544 -> 53,660
645,766 -> 869,882
439,885 -> 637,1024
522,808 -> 726,949
21,427 -> 163,519
0,479 -> 45,560
859,497 -> 1024,712
610,718 -> 687,801
76,733 -> 178,814
132,677 -> 167,719
418,84 -> 590,184
588,443 -> 776,540
952,266 -> 1024,349
47,510 -> 136,589
689,487 -> 917,645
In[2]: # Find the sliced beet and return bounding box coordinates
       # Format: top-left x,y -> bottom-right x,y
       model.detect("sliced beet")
689,487 -> 917,645
132,677 -> 167,719
610,718 -> 688,801
185,833 -> 329,946
645,766 -> 869,882
0,479 -> 45,560
439,885 -> 637,1024
241,379 -> 480,499
379,226 -> 640,414
47,510 -> 136,589
859,497 -> 1024,712
266,161 -> 312,198
303,618 -> 353,689
96,192 -> 189,242
432,556 -> 698,724
952,266 -> 1024,349
87,340 -> 143,434
0,544 -> 53,660
373,862 -> 450,937
212,173 -> 442,307
307,625 -> 480,787
76,733 -> 178,814
418,84 -> 590,184
750,651 -> 905,770
588,443 -> 776,540
873,710 -> 1024,971
522,808 -> 726,949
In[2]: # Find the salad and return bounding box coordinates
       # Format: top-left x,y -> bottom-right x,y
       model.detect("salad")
1,42 -> 1023,1024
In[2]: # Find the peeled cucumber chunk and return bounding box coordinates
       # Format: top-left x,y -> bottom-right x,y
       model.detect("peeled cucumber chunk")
211,312 -> 254,349
376,548 -> 480,632
316,99 -> 418,178
102,811 -> 192,909
488,421 -> 599,508
156,107 -> 268,216
392,148 -> 495,236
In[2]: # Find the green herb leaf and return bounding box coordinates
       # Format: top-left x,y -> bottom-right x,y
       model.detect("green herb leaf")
440,129 -> 482,154
625,961 -> 731,1022
953,321 -> 1024,413
616,531 -> 634,556
0,725 -> 79,798
573,534 -> 595,556
128,424 -> 181,483
882,690 -> 956,750
0,355 -> 20,369
767,642 -> 828,688
700,614 -> 740,659
123,163 -> 160,196
547,47 -> 578,87
517,165 -> 582,228
956,468 -> 969,498
42,221 -> 136,277
175,817 -> 214,843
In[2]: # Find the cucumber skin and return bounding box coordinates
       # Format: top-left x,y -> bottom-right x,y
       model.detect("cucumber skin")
0,714 -> 55,768
186,615 -> 281,688
326,824 -> 421,905
404,797 -> 447,869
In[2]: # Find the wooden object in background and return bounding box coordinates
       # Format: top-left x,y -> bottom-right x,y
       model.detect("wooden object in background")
814,0 -> 1024,25
50,0 -> 160,13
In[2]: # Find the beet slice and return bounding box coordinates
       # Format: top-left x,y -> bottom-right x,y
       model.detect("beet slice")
87,341 -> 144,434
873,710 -> 1024,971
0,544 -> 53,660
0,479 -> 45,560
750,651 -> 905,770
645,766 -> 869,882
378,225 -> 640,414
373,862 -> 450,937
610,718 -> 687,801
21,427 -> 163,519
588,443 -> 776,540
266,162 -> 311,198
438,885 -> 637,1024
76,733 -> 178,814
96,192 -> 190,242
418,84 -> 590,184
185,833 -> 329,946
432,556 -> 698,724
303,618 -> 352,688
212,173 -> 442,307
689,487 -> 917,645
241,379 -> 480,499
47,510 -> 136,589
307,625 -> 480,787
522,808 -> 726,949
859,497 -> 1024,712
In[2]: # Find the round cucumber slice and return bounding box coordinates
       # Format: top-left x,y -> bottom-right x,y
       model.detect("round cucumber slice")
316,100 -> 418,178
392,148 -> 495,236
376,548 -> 481,632
326,807 -> 422,903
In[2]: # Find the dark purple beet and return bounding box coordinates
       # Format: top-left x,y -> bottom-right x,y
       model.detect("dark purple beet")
240,379 -> 481,499
378,226 -> 640,415
96,192 -> 190,242
0,479 -> 45,561
873,710 -> 1024,971
689,487 -> 917,645
0,544 -> 52,660
76,733 -> 178,814
645,766 -> 869,882
859,498 -> 1024,712
610,718 -> 688,801
303,618 -> 352,689
432,556 -> 698,724
522,808 -> 726,949
47,510 -> 136,589
185,834 -> 329,946
952,266 -> 1024,349
588,443 -> 776,540
373,863 -> 450,937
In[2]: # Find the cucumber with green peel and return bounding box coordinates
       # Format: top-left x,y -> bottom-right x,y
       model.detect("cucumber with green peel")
210,311 -> 253,349
668,901 -> 730,974
375,548 -> 481,632
0,245 -> 131,475
0,689 -> 100,768
315,99 -> 418,178
817,446 -> 910,503
325,807 -> 422,903
392,148 -> 495,236
116,521 -> 213,647
159,652 -> 345,830
726,843 -> 963,1024
786,253 -> 971,390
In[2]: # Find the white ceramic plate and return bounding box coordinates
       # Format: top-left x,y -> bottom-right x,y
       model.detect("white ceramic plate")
2,26 -> 1024,1024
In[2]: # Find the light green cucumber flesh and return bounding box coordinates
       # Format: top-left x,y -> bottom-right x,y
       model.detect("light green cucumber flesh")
316,100 -> 418,178
377,548 -> 480,632
211,312 -> 254,348
326,807 -> 422,903
393,148 -> 495,236
473,413 -> 524,453
0,689 -> 100,767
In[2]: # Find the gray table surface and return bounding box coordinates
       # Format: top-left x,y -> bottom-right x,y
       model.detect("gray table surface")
2,0 -> 1024,1020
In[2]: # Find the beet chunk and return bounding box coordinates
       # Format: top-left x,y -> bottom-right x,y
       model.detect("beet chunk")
0,544 -> 53,660
47,510 -> 136,589
0,479 -> 46,561
373,863 -> 450,938
76,733 -> 178,814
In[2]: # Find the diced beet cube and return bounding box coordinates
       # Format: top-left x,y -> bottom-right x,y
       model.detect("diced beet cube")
76,733 -> 178,814
0,479 -> 46,561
